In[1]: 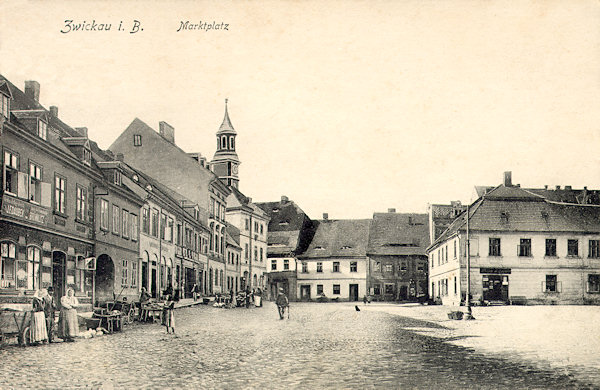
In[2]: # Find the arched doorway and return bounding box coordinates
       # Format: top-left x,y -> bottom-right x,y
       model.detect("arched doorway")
95,254 -> 114,303
141,251 -> 149,292
52,251 -> 66,305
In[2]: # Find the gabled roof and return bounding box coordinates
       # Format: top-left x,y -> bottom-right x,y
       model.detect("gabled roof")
0,80 -> 13,98
11,109 -> 49,121
367,213 -> 430,256
300,219 -> 371,258
429,184 -> 600,251
256,199 -> 309,232
229,186 -> 268,218
226,224 -> 241,249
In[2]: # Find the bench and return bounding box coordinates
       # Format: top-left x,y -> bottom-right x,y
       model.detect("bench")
509,296 -> 527,305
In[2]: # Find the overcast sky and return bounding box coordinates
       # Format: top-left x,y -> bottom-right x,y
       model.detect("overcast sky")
1,1 -> 599,219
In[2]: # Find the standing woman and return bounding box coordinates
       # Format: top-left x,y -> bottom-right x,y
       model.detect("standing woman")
30,290 -> 49,344
59,288 -> 79,342
161,294 -> 175,333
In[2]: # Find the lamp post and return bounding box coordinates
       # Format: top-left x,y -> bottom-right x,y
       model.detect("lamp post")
465,203 -> 475,320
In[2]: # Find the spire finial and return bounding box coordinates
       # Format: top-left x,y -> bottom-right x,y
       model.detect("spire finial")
225,98 -> 228,106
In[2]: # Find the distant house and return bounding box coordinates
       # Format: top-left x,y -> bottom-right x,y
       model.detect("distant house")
367,210 -> 430,301
297,216 -> 371,302
256,196 -> 316,301
427,172 -> 600,306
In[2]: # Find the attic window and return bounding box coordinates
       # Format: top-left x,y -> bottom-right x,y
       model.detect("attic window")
37,120 -> 47,140
132,174 -> 139,182
133,134 -> 142,147
1,93 -> 10,119
272,208 -> 280,213
83,147 -> 91,165
114,170 -> 122,186
146,184 -> 152,191
340,245 -> 352,250
500,211 -> 509,221
315,246 -> 324,250
279,221 -> 289,226
541,211 -> 548,219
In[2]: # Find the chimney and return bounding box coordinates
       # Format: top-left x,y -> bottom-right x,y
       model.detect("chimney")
544,185 -> 548,190
323,213 -> 328,220
503,171 -> 512,187
24,81 -> 40,102
115,153 -> 124,162
556,185 -> 561,190
281,195 -> 289,203
388,208 -> 396,213
565,185 -> 572,191
75,127 -> 88,138
247,197 -> 252,203
159,121 -> 175,144
49,106 -> 58,117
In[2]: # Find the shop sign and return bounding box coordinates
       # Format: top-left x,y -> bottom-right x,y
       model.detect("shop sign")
480,267 -> 511,274
2,195 -> 49,225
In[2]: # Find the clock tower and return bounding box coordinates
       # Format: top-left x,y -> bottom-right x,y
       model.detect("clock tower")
210,99 -> 240,189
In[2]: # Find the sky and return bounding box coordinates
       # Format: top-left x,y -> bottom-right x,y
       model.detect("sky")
1,1 -> 599,219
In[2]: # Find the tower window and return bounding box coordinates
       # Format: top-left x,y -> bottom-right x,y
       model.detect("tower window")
221,136 -> 227,149
230,136 -> 235,150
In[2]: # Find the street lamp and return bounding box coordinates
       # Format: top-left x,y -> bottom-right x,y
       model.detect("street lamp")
465,203 -> 475,320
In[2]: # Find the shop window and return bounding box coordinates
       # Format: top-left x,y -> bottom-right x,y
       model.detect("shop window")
373,284 -> 381,295
316,262 -> 323,273
544,275 -> 558,292
112,205 -> 120,235
29,162 -> 42,203
385,284 -> 394,295
4,150 -> 19,195
23,246 -> 41,290
589,240 -> 600,259
545,239 -> 557,257
54,175 -> 66,214
283,259 -> 289,270
1,242 -> 16,287
350,262 -> 357,272
588,274 -> 600,293
568,240 -> 579,257
271,260 -> 277,271
76,185 -> 87,221
333,284 -> 340,295
100,199 -> 109,230
316,284 -> 323,295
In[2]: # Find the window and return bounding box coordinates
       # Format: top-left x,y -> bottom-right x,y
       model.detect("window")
4,150 -> 19,195
545,275 -> 557,292
122,209 -> 129,238
25,246 -> 41,290
283,259 -> 289,270
142,207 -> 149,234
151,209 -> 159,237
385,283 -> 394,295
1,93 -> 9,119
75,185 -> 87,221
454,276 -> 457,295
316,262 -> 323,273
350,262 -> 358,272
385,263 -> 394,273
568,239 -> 579,257
38,120 -> 47,140
374,261 -> 381,272
588,274 -> 600,293
417,262 -> 425,272
29,162 -> 42,203
244,244 -> 249,260
489,238 -> 501,256
167,218 -> 174,242
333,261 -> 340,272
260,248 -> 263,261
260,224 -> 264,235
245,219 -> 249,230
131,214 -> 138,241
545,239 -> 557,257
454,240 -> 457,258
317,284 -> 323,295
121,260 -> 128,286
589,240 -> 600,259
518,238 -> 531,257
1,242 -> 16,287
333,284 -> 340,295
131,261 -> 138,287
400,261 -> 407,271
271,260 -> 277,271
100,199 -> 109,230
302,262 -> 308,273
373,284 -> 381,295
160,214 -> 167,239
133,134 -> 142,146
54,175 -> 66,214
112,205 -> 120,234
83,148 -> 91,165
114,170 -> 122,186
253,246 -> 258,262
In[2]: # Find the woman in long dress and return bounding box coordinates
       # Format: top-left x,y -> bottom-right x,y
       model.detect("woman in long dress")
161,294 -> 175,333
30,290 -> 48,344
59,288 -> 79,342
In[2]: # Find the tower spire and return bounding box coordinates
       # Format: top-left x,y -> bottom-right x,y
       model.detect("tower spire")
219,98 -> 235,133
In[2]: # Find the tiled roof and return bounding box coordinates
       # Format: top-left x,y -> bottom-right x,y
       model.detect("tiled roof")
301,219 -> 371,258
367,213 -> 430,256
256,200 -> 309,232
267,230 -> 301,255
429,184 -> 600,251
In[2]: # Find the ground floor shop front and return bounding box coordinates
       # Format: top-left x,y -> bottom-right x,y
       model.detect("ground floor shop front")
296,279 -> 367,302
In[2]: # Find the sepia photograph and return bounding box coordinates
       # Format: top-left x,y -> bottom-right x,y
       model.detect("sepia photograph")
0,1 -> 599,388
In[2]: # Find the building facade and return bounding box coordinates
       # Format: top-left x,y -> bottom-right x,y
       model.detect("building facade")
427,173 -> 600,306
367,210 -> 430,301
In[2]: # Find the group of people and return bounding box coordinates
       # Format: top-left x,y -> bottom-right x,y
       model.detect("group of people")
30,287 -> 80,344
138,286 -> 176,334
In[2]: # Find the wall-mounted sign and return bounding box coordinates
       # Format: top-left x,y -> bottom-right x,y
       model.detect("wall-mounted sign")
2,195 -> 49,225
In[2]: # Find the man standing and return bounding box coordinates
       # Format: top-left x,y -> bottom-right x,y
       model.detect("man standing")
43,286 -> 57,342
275,287 -> 289,320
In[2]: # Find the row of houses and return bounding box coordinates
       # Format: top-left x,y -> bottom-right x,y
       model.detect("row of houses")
0,75 -> 268,309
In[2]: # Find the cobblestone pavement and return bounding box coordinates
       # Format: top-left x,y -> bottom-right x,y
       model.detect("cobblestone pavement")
0,302 -> 595,389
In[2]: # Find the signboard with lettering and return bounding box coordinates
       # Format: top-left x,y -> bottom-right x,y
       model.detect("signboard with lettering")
2,195 -> 50,225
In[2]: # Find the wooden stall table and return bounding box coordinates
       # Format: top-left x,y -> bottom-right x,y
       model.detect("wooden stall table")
93,312 -> 123,333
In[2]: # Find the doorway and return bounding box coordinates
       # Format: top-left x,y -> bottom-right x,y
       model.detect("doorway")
142,261 -> 148,292
95,254 -> 114,303
349,284 -> 359,301
151,266 -> 157,298
52,251 -> 66,307
483,274 -> 509,302
300,285 -> 311,301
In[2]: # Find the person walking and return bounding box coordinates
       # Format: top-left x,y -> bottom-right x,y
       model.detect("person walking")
191,283 -> 199,301
30,290 -> 48,344
162,294 -> 175,333
43,287 -> 57,342
275,288 -> 289,320
59,288 -> 79,342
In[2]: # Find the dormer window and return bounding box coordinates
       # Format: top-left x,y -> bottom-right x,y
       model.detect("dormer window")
132,174 -> 139,182
315,246 -> 324,250
114,170 -> 122,186
83,147 -> 91,165
1,93 -> 9,120
37,120 -> 47,140
146,184 -> 152,191
341,245 -> 352,250
272,208 -> 279,213
279,220 -> 289,226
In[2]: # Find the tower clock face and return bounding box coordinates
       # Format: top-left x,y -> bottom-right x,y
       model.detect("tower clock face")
232,164 -> 238,174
